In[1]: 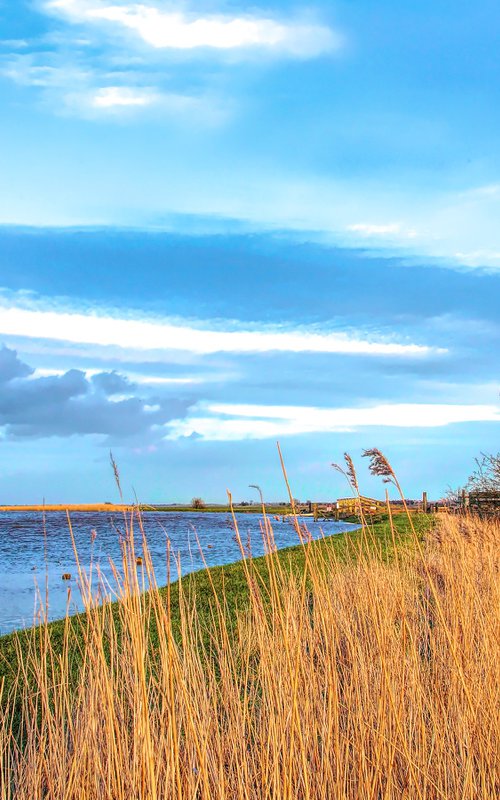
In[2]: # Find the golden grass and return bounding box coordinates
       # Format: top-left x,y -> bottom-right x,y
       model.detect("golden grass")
0,510 -> 498,799
0,504 -> 135,513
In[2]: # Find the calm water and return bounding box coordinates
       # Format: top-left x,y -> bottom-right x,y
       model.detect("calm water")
0,511 -> 358,635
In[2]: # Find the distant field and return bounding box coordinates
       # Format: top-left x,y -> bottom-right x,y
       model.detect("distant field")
0,503 -> 423,526
0,503 -> 135,512
0,503 -> 296,514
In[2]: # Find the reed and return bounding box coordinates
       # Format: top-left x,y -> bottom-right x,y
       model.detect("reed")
0,491 -> 498,797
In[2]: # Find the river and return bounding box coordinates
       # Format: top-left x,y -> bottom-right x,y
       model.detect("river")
0,510 -> 358,634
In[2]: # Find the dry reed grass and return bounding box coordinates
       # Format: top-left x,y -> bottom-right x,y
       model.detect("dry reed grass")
0,506 -> 498,799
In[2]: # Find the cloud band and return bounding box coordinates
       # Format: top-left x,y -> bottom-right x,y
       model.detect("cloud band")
0,305 -> 444,357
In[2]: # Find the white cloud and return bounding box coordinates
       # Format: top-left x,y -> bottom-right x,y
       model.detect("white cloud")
2,49 -> 227,122
81,85 -> 211,118
454,250 -> 500,268
143,402 -> 160,412
347,223 -> 400,235
2,53 -> 218,120
29,367 -> 205,384
347,223 -> 417,238
0,39 -> 30,50
91,85 -> 156,107
45,1 -> 339,56
166,401 -> 500,440
459,184 -> 500,199
0,304 -> 444,357
28,367 -> 66,378
125,373 -> 206,385
1,57 -> 90,89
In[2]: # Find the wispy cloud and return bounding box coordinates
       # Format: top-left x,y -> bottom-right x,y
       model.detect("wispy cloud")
2,1 -> 331,122
91,85 -> 156,107
45,1 -> 339,56
454,250 -> 500,268
1,55 -> 90,89
0,304 -> 445,357
30,367 -> 221,386
347,222 -> 417,239
0,39 -> 30,50
0,1 -> 339,127
166,401 -> 500,440
459,184 -> 500,199
1,51 -> 221,120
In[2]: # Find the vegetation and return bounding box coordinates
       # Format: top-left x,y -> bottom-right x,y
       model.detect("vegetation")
191,497 -> 206,510
0,452 -> 498,798
467,451 -> 500,492
0,512 -> 426,695
446,450 -> 500,502
143,503 -> 300,515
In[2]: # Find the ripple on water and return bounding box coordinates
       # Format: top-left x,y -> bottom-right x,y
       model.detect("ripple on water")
0,511 -> 358,635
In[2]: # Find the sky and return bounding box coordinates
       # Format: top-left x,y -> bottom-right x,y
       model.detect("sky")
0,0 -> 498,503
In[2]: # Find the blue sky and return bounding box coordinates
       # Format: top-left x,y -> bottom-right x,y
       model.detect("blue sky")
0,0 -> 498,503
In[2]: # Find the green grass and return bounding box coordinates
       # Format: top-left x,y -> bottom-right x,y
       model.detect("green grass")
139,504 -> 301,514
0,513 -> 434,703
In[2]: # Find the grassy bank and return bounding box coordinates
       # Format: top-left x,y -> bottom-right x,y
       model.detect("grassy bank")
0,503 -> 310,515
0,513 -> 424,694
140,504 -> 299,514
1,509 -> 498,799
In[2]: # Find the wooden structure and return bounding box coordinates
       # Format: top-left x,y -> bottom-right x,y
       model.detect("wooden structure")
336,496 -> 385,515
467,491 -> 500,517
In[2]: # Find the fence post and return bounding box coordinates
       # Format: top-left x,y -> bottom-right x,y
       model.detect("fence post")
422,491 -> 428,513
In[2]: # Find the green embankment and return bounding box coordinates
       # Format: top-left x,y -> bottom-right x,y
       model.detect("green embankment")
0,513 -> 434,699
139,504 -> 299,514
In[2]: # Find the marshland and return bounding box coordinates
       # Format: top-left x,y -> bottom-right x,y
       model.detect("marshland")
0,451 -> 498,799
2,0 -> 500,796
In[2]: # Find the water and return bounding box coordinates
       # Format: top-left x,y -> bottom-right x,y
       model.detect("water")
0,511 -> 358,635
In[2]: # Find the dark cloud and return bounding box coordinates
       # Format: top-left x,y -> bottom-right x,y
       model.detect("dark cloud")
1,227 -> 499,327
0,345 -> 34,382
0,347 -> 192,440
91,370 -> 132,395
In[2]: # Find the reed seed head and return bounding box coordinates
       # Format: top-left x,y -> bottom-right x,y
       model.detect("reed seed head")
362,447 -> 395,484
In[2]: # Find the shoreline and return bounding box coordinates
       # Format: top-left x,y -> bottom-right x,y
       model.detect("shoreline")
0,504 -> 382,523
0,504 -> 299,514
0,513 -> 427,646
0,504 -> 135,512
